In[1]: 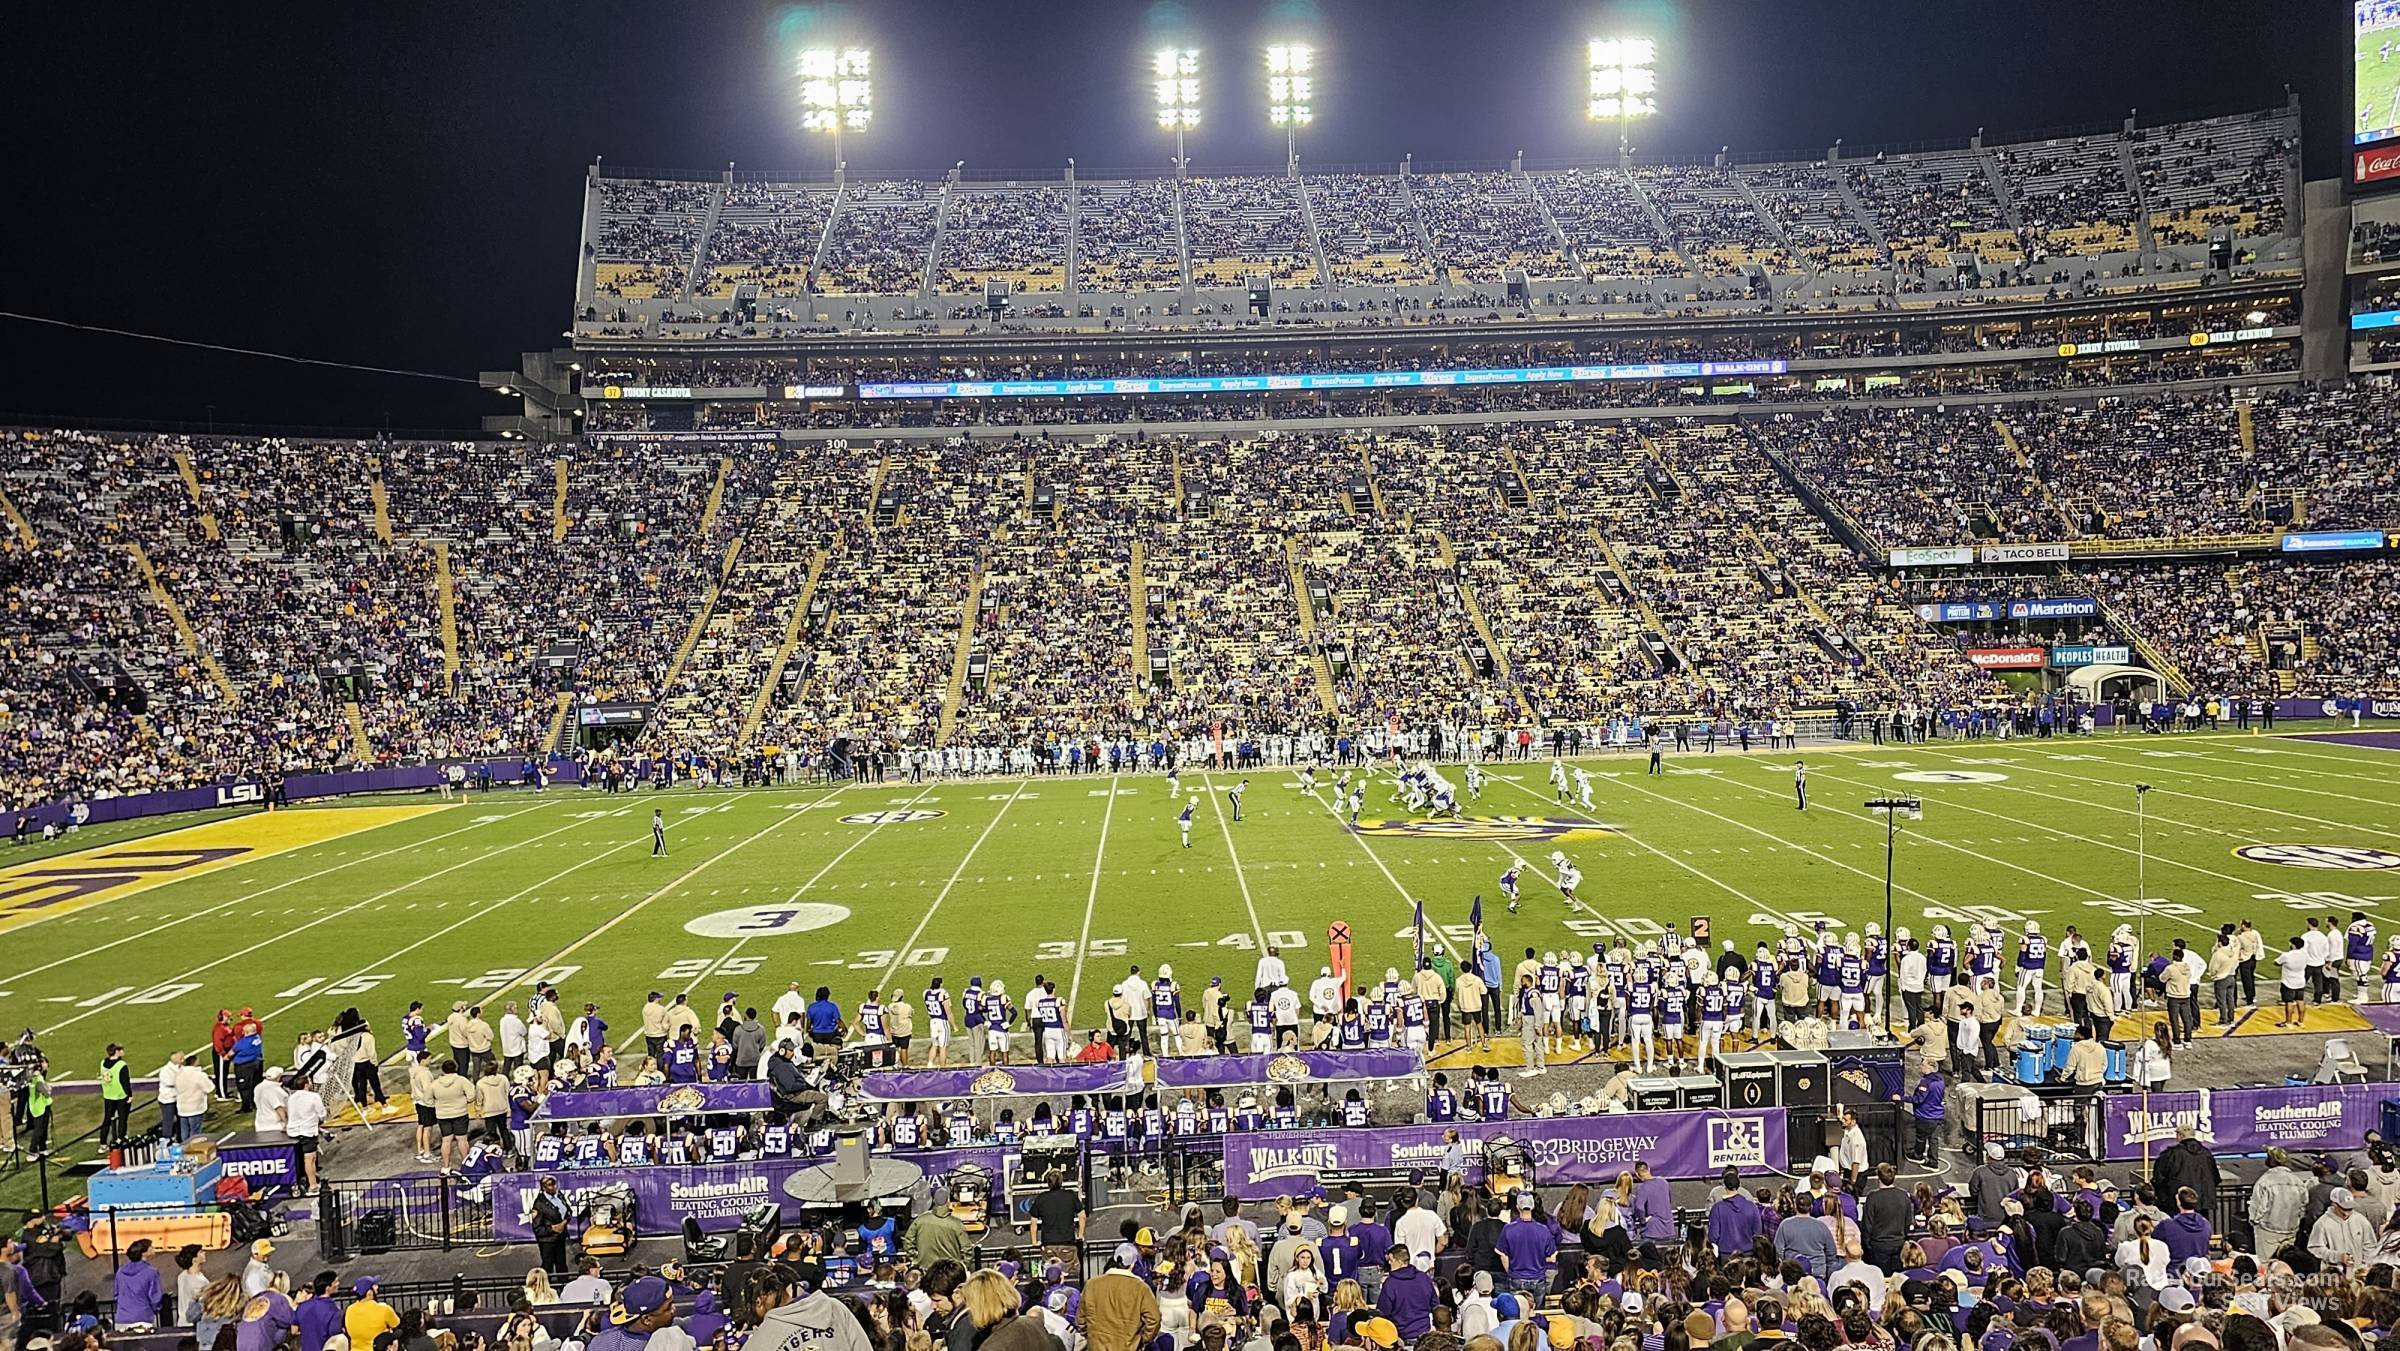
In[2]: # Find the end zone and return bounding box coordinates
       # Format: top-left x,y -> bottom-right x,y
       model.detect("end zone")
0,805 -> 451,933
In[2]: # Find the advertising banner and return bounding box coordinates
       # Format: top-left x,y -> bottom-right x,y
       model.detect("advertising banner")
1888,547 -> 1975,567
858,1061 -> 1142,1102
1964,647 -> 2048,671
2101,1083 -> 2384,1161
1219,1109 -> 1787,1194
534,1082 -> 776,1123
1979,543 -> 2071,563
1915,601 -> 2000,624
1154,1050 -> 1426,1090
0,757 -> 576,841
2280,530 -> 2386,553
2049,644 -> 2133,669
2008,597 -> 2098,620
856,360 -> 1788,401
489,1144 -> 1024,1239
2357,145 -> 2400,185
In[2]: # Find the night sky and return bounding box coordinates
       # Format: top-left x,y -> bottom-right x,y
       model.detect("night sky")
1,1 -> 2350,435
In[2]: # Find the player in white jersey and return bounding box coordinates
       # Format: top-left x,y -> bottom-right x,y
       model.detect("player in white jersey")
1573,768 -> 1595,811
1550,760 -> 1570,801
1552,852 -> 1582,906
1465,763 -> 1485,798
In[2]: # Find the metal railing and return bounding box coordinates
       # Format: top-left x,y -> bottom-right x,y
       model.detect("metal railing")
318,1174 -> 496,1260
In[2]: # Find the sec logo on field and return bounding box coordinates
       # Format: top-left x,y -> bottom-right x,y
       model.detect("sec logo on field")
2233,844 -> 2400,871
839,809 -> 946,825
1893,770 -> 2009,784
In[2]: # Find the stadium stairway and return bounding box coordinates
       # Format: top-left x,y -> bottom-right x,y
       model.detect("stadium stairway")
1433,529 -> 1532,719
0,480 -> 36,548
1128,538 -> 1149,710
1587,527 -> 1689,668
1992,419 -> 2079,534
2237,402 -> 2257,454
434,541 -> 460,688
1295,174 -> 1335,289
2095,591 -> 2192,694
658,537 -> 742,700
936,566 -> 985,744
551,457 -> 571,543
168,451 -> 221,541
545,693 -> 574,754
698,456 -> 732,534
344,702 -> 374,763
741,548 -> 827,743
1828,167 -> 1895,264
2115,136 -> 2160,260
1284,537 -> 1340,714
368,459 -> 395,544
125,542 -> 240,706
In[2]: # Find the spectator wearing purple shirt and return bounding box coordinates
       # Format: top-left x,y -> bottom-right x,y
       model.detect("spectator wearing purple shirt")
1707,1171 -> 1764,1256
1629,1163 -> 1678,1243
1373,1244 -> 1437,1342
111,1241 -> 163,1328
1321,1207 -> 1366,1289
2158,1187 -> 2213,1268
294,1274 -> 346,1351
1496,1192 -> 1557,1299
234,1288 -> 297,1351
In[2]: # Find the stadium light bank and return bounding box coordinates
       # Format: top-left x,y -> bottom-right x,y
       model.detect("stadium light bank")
1154,47 -> 1201,176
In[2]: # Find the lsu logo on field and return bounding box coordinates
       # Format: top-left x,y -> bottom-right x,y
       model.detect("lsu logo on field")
2233,844 -> 2400,871
1349,815 -> 1615,844
839,809 -> 946,825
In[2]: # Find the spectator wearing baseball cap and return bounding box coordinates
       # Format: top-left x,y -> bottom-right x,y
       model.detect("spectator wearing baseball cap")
592,1277 -> 688,1351
344,1278 -> 397,1349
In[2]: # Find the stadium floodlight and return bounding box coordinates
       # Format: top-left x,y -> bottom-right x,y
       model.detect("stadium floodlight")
1153,46 -> 1201,170
1586,36 -> 1657,141
798,46 -> 873,164
1266,43 -> 1314,169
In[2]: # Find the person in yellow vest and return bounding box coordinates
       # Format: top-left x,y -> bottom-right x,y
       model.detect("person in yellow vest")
98,1044 -> 133,1144
22,1058 -> 52,1159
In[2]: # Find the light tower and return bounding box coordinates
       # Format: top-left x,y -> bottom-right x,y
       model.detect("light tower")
1586,37 -> 1657,158
1153,47 -> 1201,175
799,46 -> 873,167
1267,43 -> 1313,173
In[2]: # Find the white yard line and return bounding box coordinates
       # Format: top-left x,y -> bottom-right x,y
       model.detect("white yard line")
0,805 -> 549,986
41,808 -> 626,1035
1198,773 -> 1272,955
1063,775 -> 1122,1025
872,781 -> 1033,991
2022,741 -> 2400,833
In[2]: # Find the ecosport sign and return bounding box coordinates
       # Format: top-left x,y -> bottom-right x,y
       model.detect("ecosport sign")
1888,546 -> 1974,567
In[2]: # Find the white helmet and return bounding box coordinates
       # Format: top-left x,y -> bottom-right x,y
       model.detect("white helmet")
1844,932 -> 1861,953
1784,923 -> 1800,940
1866,921 -> 1882,936
2113,924 -> 2135,941
1543,951 -> 1558,965
1755,943 -> 1773,958
1551,851 -> 1568,866
1700,968 -> 1718,986
2026,919 -> 2042,934
991,980 -> 1006,994
1386,967 -> 1401,983
1640,940 -> 1659,957
1968,924 -> 1989,944
1932,924 -> 1951,941
1567,951 -> 1585,967
1896,926 -> 1914,944
1159,964 -> 1173,979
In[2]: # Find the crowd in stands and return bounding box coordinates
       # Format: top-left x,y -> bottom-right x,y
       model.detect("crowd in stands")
9,380 -> 2399,813
1182,177 -> 1319,287
1078,182 -> 1185,292
698,183 -> 835,298
818,181 -> 940,295
1307,175 -> 1437,285
938,187 -> 1071,293
1634,167 -> 1796,276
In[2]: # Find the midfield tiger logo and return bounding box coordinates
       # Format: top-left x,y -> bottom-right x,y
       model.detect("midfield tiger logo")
1348,815 -> 1616,843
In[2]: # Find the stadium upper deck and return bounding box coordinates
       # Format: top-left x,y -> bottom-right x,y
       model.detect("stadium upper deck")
574,105 -> 2299,343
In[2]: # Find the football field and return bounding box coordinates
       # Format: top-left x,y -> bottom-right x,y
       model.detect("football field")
6,729 -> 2400,1132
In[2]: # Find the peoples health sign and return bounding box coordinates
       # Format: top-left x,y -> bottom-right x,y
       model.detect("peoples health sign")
1219,1110 -> 1787,1194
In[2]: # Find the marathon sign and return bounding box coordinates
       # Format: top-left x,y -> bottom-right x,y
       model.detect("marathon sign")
2102,1083 -> 2384,1160
2008,597 -> 2098,620
1964,646 -> 2047,670
1887,546 -> 1974,567
1219,1109 -> 1787,1195
1978,543 -> 2070,563
2049,644 -> 2132,669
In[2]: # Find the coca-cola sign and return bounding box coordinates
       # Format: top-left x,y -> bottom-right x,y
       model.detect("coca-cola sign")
2357,146 -> 2400,185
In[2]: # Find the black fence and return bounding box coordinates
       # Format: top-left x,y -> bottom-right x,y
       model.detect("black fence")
319,1174 -> 497,1260
1971,1087 -> 2106,1163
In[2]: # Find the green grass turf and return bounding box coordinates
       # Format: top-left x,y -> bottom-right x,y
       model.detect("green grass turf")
2361,26 -> 2400,140
4,728 -> 2400,1209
